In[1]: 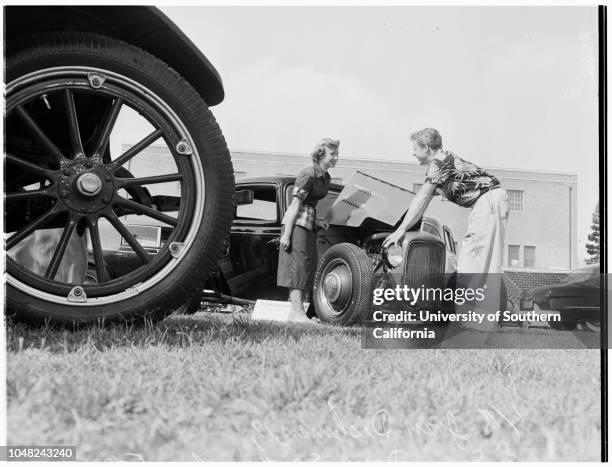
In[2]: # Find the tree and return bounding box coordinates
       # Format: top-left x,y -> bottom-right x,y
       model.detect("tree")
585,202 -> 600,262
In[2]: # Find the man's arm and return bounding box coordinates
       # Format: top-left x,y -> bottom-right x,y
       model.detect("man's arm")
382,182 -> 437,247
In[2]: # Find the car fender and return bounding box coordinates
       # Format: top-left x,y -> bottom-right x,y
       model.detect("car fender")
5,5 -> 225,106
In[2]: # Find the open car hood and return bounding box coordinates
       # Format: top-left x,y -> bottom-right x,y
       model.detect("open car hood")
324,171 -> 415,229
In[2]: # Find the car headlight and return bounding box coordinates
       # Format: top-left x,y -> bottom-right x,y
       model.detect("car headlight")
384,244 -> 404,267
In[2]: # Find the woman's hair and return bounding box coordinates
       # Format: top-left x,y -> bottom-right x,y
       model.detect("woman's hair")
410,128 -> 442,151
311,138 -> 340,163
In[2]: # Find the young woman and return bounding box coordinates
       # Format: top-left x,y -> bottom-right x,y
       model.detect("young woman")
277,138 -> 339,321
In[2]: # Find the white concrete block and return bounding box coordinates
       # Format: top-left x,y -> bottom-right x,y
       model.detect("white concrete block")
251,300 -> 310,322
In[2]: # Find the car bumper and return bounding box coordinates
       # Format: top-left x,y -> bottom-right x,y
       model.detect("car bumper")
520,299 -> 600,321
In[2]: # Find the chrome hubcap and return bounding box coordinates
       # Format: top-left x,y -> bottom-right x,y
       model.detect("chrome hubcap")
323,273 -> 341,302
318,258 -> 354,318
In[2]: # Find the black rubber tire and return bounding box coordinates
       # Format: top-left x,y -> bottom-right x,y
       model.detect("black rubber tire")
174,292 -> 204,315
582,320 -> 600,332
6,32 -> 234,327
313,242 -> 374,326
548,318 -> 577,331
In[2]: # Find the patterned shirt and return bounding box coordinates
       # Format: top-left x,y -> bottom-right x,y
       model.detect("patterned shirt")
424,150 -> 500,208
283,164 -> 331,230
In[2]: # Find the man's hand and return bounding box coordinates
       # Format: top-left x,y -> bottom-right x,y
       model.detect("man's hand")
279,233 -> 292,251
382,229 -> 405,248
315,219 -> 329,230
382,182 -> 436,249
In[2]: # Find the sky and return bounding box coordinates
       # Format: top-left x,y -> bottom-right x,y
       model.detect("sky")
156,5 -> 600,254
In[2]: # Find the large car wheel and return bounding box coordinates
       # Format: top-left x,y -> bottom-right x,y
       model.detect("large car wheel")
174,292 -> 204,315
313,243 -> 374,326
5,32 -> 234,327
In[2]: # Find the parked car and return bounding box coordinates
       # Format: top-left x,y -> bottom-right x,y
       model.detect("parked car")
197,176 -> 458,325
5,6 -> 234,326
83,221 -> 169,284
520,263 -> 601,331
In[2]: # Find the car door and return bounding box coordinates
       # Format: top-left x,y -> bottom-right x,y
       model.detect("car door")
219,183 -> 282,299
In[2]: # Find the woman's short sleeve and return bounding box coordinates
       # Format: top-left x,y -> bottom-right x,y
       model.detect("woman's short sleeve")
293,167 -> 315,200
424,159 -> 448,186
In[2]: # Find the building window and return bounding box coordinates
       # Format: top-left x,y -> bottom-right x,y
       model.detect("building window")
508,245 -> 520,267
508,190 -> 524,212
524,246 -> 536,268
413,183 -> 422,192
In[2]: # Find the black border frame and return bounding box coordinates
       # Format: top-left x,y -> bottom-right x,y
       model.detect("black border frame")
598,4 -> 607,462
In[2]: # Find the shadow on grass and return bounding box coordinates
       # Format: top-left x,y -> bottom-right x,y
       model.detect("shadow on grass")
5,312 -> 362,354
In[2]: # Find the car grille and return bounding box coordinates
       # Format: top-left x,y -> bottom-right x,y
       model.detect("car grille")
404,241 -> 446,309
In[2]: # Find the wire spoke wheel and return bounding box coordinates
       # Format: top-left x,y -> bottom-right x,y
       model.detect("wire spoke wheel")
5,33 -> 234,326
7,68 -> 196,298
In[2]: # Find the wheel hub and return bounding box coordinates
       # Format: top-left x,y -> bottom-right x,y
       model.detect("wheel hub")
322,266 -> 352,306
57,160 -> 114,214
323,273 -> 341,302
76,173 -> 103,197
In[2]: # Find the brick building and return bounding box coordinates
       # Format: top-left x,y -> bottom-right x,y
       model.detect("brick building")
229,149 -> 578,273
119,144 -> 578,292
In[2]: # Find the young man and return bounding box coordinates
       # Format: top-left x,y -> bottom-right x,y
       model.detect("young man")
383,129 -> 510,339
383,128 -> 509,276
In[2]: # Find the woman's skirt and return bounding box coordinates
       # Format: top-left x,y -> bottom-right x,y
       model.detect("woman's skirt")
277,225 -> 318,290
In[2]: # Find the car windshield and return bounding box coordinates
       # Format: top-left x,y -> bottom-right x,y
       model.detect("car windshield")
561,266 -> 599,285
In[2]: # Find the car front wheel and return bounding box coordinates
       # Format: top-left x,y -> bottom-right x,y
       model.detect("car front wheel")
313,242 -> 374,326
5,32 -> 234,327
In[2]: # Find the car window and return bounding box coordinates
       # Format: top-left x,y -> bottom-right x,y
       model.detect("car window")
422,222 -> 441,239
236,186 -> 277,221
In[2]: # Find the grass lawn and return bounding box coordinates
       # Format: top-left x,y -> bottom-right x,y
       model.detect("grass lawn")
6,311 -> 601,461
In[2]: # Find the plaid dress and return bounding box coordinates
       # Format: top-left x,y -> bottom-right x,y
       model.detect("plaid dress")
277,164 -> 330,290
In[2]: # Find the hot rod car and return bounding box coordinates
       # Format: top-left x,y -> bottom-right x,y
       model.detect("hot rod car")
5,6 -> 234,326
198,176 -> 458,325
54,173 -> 462,326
